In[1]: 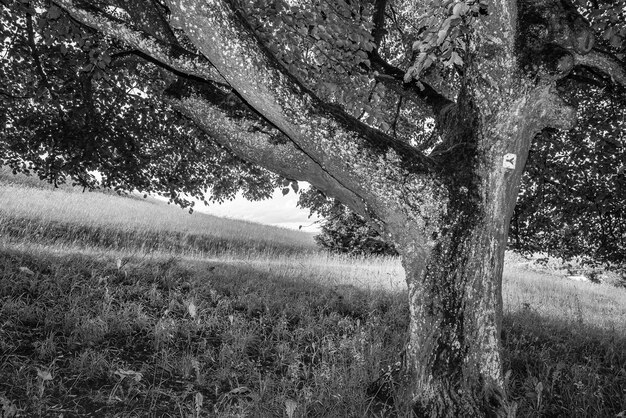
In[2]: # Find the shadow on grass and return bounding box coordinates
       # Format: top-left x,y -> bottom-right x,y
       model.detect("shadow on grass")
0,246 -> 624,417
502,307 -> 626,417
0,247 -> 410,417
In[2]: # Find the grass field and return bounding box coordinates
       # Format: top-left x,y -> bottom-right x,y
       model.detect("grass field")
0,168 -> 316,258
0,171 -> 625,417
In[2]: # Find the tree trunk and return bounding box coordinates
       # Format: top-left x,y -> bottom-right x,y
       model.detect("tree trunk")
394,99 -> 537,417
401,212 -> 511,417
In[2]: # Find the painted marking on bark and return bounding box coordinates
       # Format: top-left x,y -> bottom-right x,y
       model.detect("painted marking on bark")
502,153 -> 516,170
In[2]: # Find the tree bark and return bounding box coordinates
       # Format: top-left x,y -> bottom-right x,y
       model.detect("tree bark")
402,228 -> 509,417
398,146 -> 515,416
388,80 -> 576,415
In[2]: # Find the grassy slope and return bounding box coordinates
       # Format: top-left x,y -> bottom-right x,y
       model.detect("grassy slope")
0,172 -> 625,417
0,168 -> 316,257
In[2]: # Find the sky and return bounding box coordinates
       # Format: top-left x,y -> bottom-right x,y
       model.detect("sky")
194,187 -> 322,232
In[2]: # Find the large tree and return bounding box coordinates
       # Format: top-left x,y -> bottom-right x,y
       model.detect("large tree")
2,0 -> 625,415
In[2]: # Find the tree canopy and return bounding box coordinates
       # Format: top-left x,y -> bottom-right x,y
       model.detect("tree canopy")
511,78 -> 625,266
1,0 -> 280,209
2,0 -> 625,415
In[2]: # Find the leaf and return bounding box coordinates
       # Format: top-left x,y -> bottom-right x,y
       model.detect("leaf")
403,67 -> 414,83
19,266 -> 35,276
285,399 -> 298,418
437,25 -> 449,45
452,2 -> 469,16
188,301 -> 197,319
37,369 -> 53,381
195,392 -> 204,412
115,369 -> 143,382
47,5 -> 62,19
282,187 -> 290,195
437,25 -> 450,45
451,51 -> 464,66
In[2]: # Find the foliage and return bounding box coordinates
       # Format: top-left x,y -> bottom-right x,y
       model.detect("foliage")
0,1 -> 277,209
299,188 -> 397,256
314,209 -> 398,256
3,0 -> 624,264
511,78 -> 626,268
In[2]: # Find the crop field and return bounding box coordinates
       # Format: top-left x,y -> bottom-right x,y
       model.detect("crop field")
0,171 -> 625,417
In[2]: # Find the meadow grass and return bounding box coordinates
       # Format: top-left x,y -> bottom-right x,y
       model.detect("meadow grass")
0,172 -> 316,257
1,172 -> 625,417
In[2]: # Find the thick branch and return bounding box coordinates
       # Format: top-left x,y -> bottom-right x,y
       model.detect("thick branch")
53,0 -> 225,84
369,50 -> 453,114
165,0 -> 440,222
574,50 -> 626,88
165,80 -> 369,216
56,0 -> 444,238
371,0 -> 388,47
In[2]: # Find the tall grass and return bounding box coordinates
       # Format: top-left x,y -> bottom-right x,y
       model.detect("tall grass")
0,179 -> 316,257
1,170 -> 625,416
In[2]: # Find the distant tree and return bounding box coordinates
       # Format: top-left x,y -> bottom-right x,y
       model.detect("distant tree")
299,188 -> 398,256
2,0 -> 625,415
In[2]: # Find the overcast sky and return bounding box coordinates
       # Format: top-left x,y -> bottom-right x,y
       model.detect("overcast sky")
195,187 -> 321,232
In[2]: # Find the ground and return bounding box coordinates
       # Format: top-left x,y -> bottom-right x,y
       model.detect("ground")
0,171 -> 625,417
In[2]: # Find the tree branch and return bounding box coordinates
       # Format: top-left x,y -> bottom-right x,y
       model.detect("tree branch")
53,0 -> 226,84
367,0 -> 453,114
574,49 -> 626,88
369,51 -> 453,114
371,0 -> 388,47
164,0 -> 440,221
53,0 -> 378,216
165,79 -> 369,216
55,0 -> 444,232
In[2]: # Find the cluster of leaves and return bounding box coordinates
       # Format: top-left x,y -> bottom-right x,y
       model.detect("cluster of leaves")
243,0 -> 427,137
404,0 -> 488,84
244,0 -> 375,113
510,78 -> 626,268
574,0 -> 626,58
0,1 -> 277,209
315,210 -> 398,256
